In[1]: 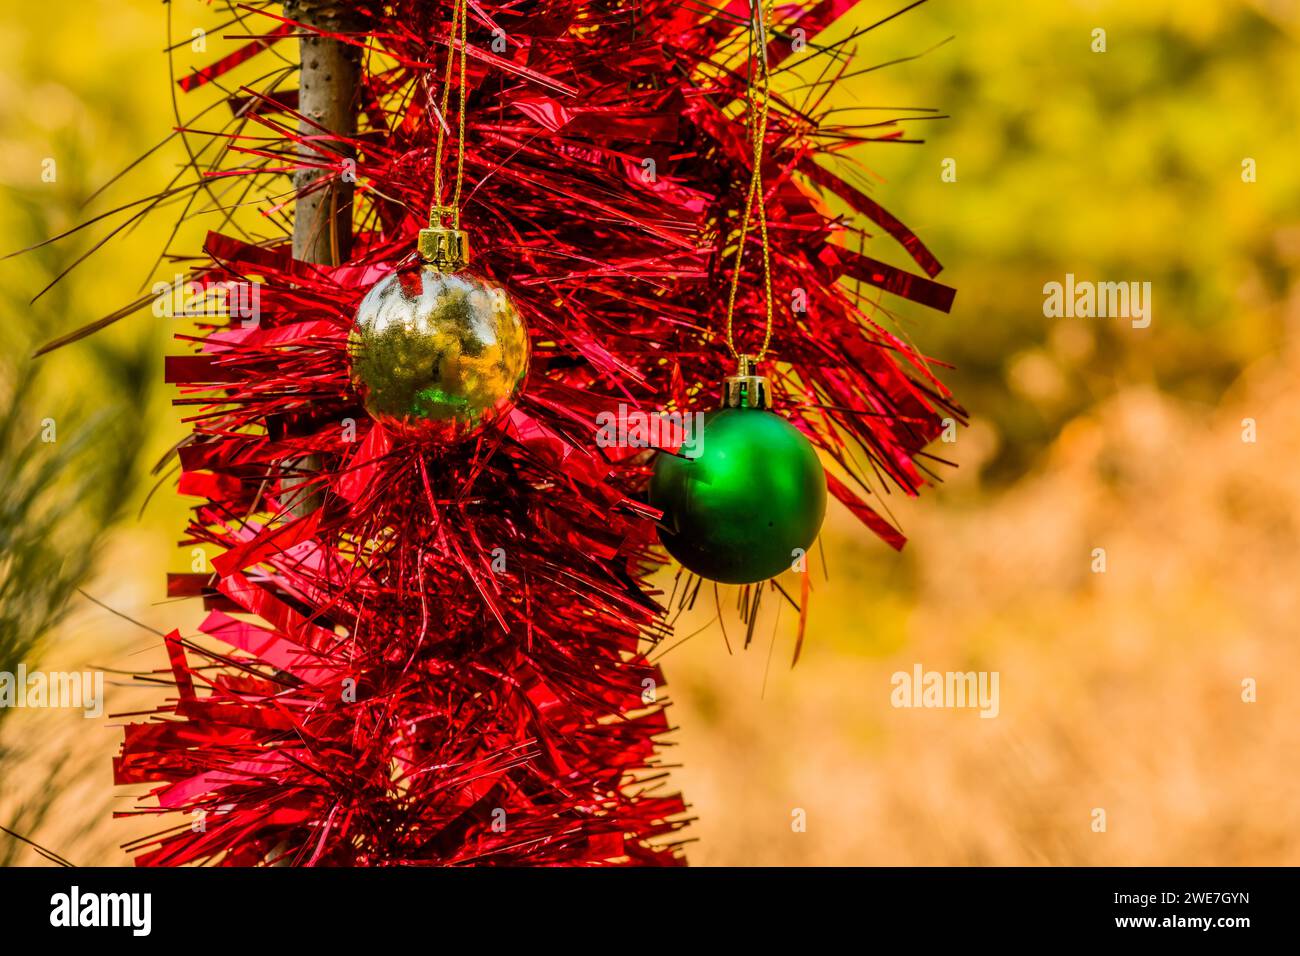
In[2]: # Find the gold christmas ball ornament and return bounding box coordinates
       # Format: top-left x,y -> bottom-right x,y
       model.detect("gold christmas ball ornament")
348,209 -> 529,441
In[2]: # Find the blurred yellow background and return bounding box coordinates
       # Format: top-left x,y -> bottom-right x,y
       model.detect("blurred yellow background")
1,0 -> 1297,865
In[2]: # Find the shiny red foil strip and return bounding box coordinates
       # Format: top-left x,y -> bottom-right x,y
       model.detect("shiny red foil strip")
115,0 -> 961,866
176,22 -> 294,92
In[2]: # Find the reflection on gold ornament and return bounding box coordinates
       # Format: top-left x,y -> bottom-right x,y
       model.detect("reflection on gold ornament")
349,230 -> 528,442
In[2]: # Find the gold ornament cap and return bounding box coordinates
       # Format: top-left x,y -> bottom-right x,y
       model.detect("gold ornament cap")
419,205 -> 470,271
721,354 -> 772,409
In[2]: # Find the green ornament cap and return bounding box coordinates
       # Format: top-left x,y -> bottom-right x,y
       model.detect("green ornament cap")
721,353 -> 771,409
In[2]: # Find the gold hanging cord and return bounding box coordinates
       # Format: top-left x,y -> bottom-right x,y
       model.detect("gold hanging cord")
422,0 -> 472,268
722,0 -> 775,364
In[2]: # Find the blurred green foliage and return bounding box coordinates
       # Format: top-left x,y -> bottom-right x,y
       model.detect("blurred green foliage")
0,354 -> 149,866
815,0 -> 1300,482
0,0 -> 178,665
0,0 -> 182,856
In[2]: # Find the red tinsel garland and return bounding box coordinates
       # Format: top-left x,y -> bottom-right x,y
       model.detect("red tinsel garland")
109,0 -> 960,865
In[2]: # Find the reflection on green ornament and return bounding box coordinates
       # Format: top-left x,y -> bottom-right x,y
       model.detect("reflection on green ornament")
650,400 -> 826,585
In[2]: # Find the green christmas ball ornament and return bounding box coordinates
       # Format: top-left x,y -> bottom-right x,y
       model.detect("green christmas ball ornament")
650,358 -> 827,584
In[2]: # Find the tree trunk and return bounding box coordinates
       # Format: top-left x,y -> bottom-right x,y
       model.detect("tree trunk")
280,0 -> 361,518
285,0 -> 361,266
